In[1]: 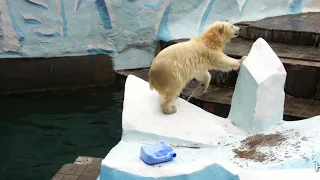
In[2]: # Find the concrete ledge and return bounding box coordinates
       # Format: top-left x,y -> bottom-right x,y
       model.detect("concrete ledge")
236,12 -> 320,46
0,55 -> 115,94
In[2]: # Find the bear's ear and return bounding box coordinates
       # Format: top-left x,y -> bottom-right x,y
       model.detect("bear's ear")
219,24 -> 224,34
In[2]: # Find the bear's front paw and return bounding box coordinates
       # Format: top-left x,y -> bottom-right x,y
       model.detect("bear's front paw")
201,83 -> 209,93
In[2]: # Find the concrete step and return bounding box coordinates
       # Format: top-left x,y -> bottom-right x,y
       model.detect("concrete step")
116,68 -> 320,121
52,156 -> 102,180
236,12 -> 320,47
155,38 -> 320,100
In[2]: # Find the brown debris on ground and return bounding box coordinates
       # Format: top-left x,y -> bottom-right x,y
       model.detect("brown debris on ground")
233,149 -> 267,162
170,144 -> 201,149
233,133 -> 287,162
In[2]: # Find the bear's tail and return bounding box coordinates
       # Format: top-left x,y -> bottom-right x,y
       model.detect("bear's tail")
149,80 -> 154,91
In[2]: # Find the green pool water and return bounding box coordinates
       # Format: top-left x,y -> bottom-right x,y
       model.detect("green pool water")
0,85 -> 124,180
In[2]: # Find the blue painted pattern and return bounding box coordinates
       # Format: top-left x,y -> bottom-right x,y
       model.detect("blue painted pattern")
88,48 -> 115,56
76,0 -> 83,12
127,0 -> 138,3
0,0 -> 319,70
145,0 -> 164,11
198,0 -> 216,35
35,31 -> 60,38
23,19 -> 42,24
6,0 -> 25,43
95,0 -> 112,30
240,0 -> 248,15
156,2 -> 172,41
24,0 -> 48,9
60,0 -> 68,37
287,0 -> 303,14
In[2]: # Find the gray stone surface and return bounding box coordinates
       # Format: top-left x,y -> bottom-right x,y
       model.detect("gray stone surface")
237,12 -> 320,46
52,157 -> 103,180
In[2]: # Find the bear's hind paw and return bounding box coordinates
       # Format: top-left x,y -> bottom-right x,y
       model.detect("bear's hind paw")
162,105 -> 177,114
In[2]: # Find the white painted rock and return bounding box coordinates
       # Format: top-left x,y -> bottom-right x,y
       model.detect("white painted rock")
98,75 -> 244,180
228,38 -> 287,133
98,75 -> 320,180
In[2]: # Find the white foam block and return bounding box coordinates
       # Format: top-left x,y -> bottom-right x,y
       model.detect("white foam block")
98,75 -> 320,180
228,38 -> 287,133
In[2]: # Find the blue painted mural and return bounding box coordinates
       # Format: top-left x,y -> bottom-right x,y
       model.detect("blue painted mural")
0,0 -> 319,70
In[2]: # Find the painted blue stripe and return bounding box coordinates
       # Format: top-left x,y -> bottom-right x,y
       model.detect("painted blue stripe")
95,0 -> 112,30
88,48 -> 115,57
24,0 -> 48,9
156,3 -> 171,41
198,0 -> 216,35
5,51 -> 21,56
287,0 -> 302,14
145,0 -> 164,11
76,0 -> 83,12
35,31 -> 60,38
23,19 -> 42,24
6,0 -> 25,43
60,0 -> 68,37
239,0 -> 248,15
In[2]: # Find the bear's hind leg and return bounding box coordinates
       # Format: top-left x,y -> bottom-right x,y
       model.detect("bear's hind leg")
195,70 -> 211,92
160,89 -> 181,114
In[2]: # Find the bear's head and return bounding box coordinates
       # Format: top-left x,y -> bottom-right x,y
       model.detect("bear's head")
201,21 -> 241,46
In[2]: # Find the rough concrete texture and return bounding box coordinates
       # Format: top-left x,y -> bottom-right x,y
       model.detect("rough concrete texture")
1,0 -> 320,70
98,75 -> 320,180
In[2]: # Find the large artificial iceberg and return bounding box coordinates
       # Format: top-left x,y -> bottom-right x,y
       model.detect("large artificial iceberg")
97,38 -> 320,180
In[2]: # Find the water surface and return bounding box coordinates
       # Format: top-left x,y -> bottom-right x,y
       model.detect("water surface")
0,86 -> 124,180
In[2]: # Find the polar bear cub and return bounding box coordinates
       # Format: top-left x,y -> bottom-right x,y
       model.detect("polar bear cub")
148,21 -> 246,114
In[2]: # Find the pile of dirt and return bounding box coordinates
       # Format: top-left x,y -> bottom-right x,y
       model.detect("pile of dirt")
233,133 -> 287,162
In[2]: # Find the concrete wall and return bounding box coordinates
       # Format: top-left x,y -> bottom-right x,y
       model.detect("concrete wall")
0,0 -> 320,70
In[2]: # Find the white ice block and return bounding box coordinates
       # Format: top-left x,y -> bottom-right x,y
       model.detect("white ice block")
228,38 -> 287,133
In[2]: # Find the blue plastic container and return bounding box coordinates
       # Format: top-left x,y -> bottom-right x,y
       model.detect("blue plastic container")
140,142 -> 177,165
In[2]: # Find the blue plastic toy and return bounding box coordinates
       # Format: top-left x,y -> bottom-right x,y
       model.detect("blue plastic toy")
140,142 -> 177,165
